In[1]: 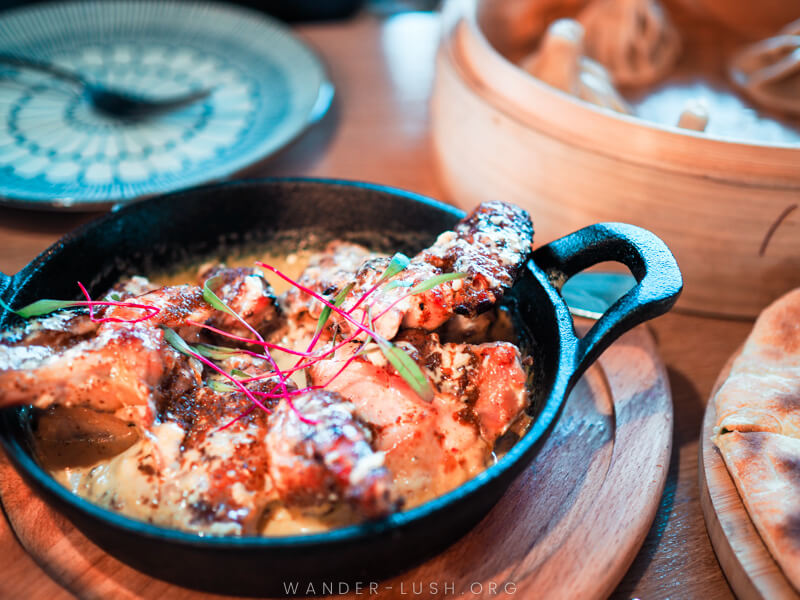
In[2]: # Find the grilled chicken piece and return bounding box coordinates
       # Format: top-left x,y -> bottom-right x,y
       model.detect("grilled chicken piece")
103,285 -> 211,338
415,335 -> 529,445
154,381 -> 280,535
0,309 -> 98,351
266,390 -> 397,518
310,348 -> 489,502
324,201 -> 533,340
0,324 -> 199,415
0,268 -> 283,414
0,286 -> 209,414
401,200 -> 533,326
308,331 -> 529,503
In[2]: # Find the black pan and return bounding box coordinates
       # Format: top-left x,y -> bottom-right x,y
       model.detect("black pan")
0,179 -> 682,596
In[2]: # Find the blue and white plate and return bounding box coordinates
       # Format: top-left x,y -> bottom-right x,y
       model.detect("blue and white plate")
0,1 -> 333,209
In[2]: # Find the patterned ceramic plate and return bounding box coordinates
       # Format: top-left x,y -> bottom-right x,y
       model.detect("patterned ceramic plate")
0,1 -> 333,209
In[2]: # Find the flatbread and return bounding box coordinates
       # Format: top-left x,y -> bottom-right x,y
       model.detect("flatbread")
714,288 -> 800,437
715,431 -> 800,590
711,288 -> 800,591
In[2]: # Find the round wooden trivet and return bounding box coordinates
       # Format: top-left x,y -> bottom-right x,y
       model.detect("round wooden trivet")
699,352 -> 800,600
0,323 -> 672,599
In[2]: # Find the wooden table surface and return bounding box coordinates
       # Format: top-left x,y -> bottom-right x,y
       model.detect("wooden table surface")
0,11 -> 753,600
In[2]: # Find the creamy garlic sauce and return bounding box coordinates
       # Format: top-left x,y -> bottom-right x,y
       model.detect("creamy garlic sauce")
262,503 -> 361,536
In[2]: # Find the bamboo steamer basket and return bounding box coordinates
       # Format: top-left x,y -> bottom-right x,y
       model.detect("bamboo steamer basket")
431,0 -> 800,318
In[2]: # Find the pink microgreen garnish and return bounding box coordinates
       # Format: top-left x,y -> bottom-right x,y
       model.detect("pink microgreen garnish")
258,263 -> 389,342
256,261 -> 434,402
77,281 -> 160,324
303,342 -> 372,391
160,325 -> 274,415
239,328 -> 367,383
247,342 -> 372,399
201,276 -> 315,426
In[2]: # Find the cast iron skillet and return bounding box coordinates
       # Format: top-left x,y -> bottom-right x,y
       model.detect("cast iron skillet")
0,179 -> 682,596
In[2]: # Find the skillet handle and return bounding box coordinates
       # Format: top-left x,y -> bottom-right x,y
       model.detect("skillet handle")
531,222 -> 682,381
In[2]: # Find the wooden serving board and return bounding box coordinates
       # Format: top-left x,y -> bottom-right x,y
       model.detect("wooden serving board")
699,352 -> 800,600
0,322 -> 672,600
